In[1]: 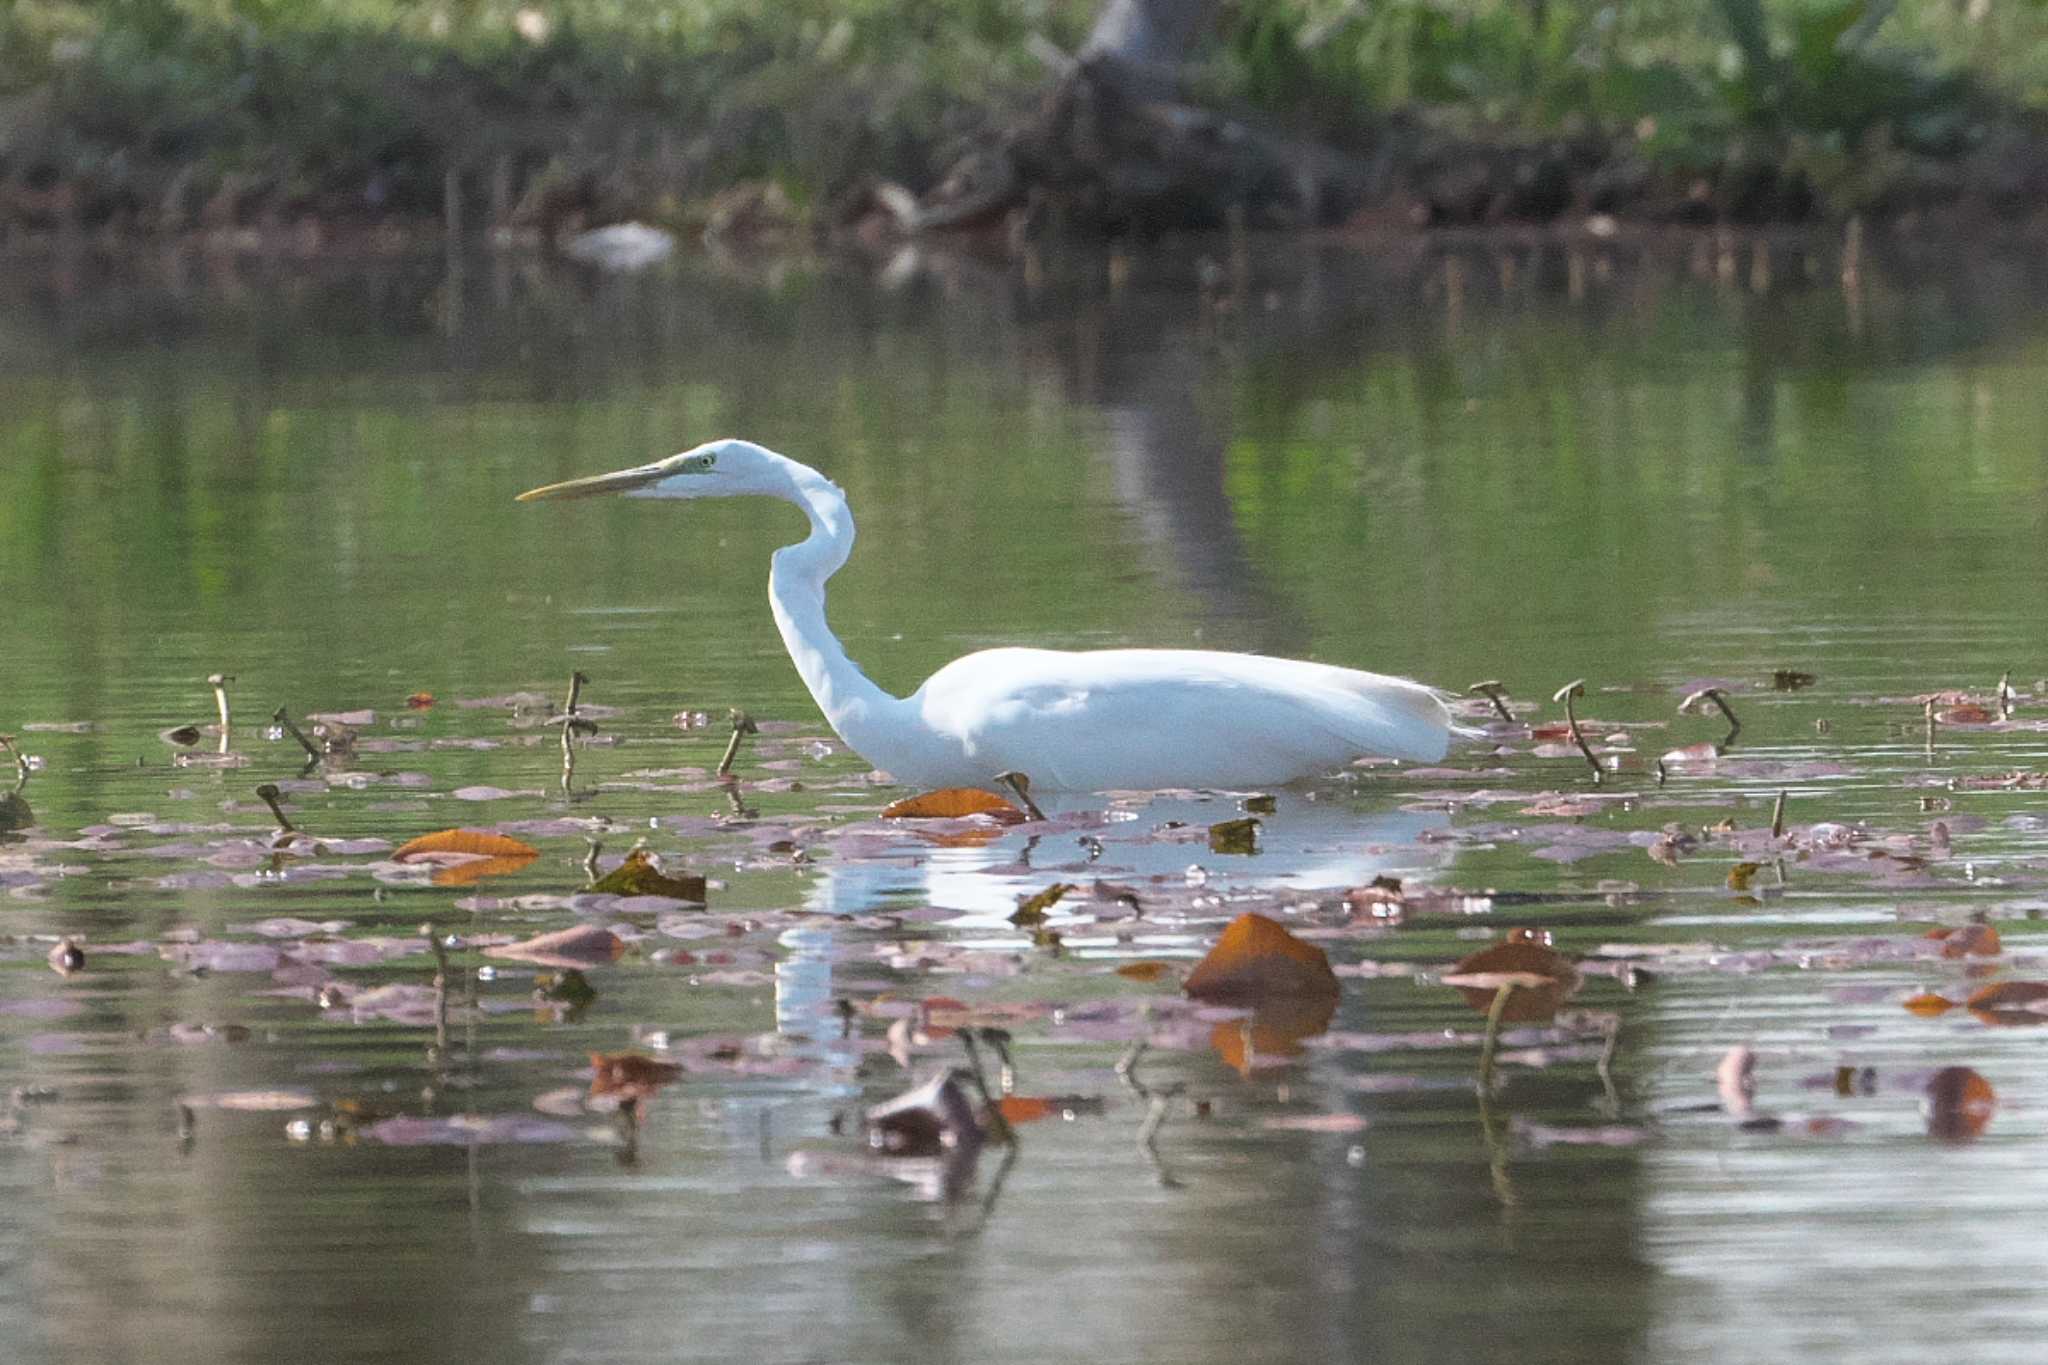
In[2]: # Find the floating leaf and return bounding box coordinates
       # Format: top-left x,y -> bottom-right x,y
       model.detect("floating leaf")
181,1089 -> 320,1112
1964,980 -> 2048,1023
588,1052 -> 681,1101
1726,862 -> 1763,891
1443,931 -> 1579,1023
1184,912 -> 1338,1004
1008,882 -> 1077,927
1208,817 -> 1260,855
1771,670 -> 1819,691
484,925 -> 627,968
1114,961 -> 1174,982
865,1069 -> 984,1157
405,691 -> 435,709
1924,1066 -> 1996,1141
429,854 -> 538,887
393,829 -> 540,861
1261,1112 -> 1369,1134
589,849 -> 706,902
880,788 -> 1027,822
1926,923 -> 2001,958
1902,992 -> 1956,1016
1210,995 -> 1339,1073
995,1096 -> 1058,1125
1937,704 -> 1999,725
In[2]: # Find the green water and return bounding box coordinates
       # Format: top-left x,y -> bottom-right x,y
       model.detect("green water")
4,239 -> 2048,1364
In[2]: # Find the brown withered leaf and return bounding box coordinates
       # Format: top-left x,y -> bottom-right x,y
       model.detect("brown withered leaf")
1443,932 -> 1580,1024
1964,980 -> 2048,1025
1184,912 -> 1338,1004
588,1052 -> 682,1101
393,829 -> 540,861
880,788 -> 1027,823
1902,992 -> 1957,1016
405,692 -> 436,709
1771,670 -> 1819,691
1925,923 -> 2001,958
1925,1066 -> 1996,1141
1113,961 -> 1174,982
589,849 -> 706,902
484,925 -> 627,969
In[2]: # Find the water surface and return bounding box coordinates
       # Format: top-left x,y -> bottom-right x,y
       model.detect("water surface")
4,237 -> 2048,1363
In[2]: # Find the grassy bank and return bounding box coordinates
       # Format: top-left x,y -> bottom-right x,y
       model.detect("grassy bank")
2,1 -> 2046,241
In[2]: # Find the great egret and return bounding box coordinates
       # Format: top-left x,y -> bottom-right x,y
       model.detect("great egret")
518,439 -> 1459,791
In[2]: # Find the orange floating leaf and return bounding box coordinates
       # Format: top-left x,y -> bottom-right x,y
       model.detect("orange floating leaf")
1209,995 -> 1339,1073
995,1096 -> 1058,1125
1114,961 -> 1174,982
405,691 -> 436,710
393,829 -> 540,862
1937,704 -> 1999,725
1902,992 -> 1957,1016
1184,912 -> 1338,1004
881,788 -> 1027,822
1925,1066 -> 1996,1140
429,852 -> 538,887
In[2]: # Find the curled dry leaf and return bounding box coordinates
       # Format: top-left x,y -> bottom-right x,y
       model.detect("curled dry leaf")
1964,979 -> 2048,1023
588,1052 -> 682,1101
1008,882 -> 1076,927
393,829 -> 540,861
1443,931 -> 1579,1024
1183,912 -> 1338,1005
1925,923 -> 2000,958
588,849 -> 706,902
429,854 -> 539,887
880,788 -> 1027,823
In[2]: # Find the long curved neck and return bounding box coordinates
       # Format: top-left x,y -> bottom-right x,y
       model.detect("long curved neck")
766,461 -> 905,752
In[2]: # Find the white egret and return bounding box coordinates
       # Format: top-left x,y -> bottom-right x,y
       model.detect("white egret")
518,439 -> 1460,791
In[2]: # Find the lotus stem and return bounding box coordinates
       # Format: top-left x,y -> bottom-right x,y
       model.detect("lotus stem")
253,783 -> 295,833
717,708 -> 758,778
995,770 -> 1047,821
1468,680 -> 1514,723
271,707 -> 321,761
1552,679 -> 1601,783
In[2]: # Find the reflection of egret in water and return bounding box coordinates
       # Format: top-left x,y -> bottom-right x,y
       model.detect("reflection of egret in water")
800,792 -> 1450,921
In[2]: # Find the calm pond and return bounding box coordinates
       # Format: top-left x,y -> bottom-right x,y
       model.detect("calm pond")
4,236 -> 2048,1365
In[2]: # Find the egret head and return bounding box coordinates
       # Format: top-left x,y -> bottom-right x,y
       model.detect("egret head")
516,438 -> 786,503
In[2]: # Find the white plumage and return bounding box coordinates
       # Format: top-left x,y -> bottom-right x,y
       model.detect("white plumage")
520,439 -> 1457,792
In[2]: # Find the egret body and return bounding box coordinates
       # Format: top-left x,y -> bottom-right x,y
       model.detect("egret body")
519,439 -> 1457,791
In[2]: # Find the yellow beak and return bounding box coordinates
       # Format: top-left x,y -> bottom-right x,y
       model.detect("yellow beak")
516,463 -> 668,502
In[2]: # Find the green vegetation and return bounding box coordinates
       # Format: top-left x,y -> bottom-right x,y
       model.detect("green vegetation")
0,1 -> 2044,234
